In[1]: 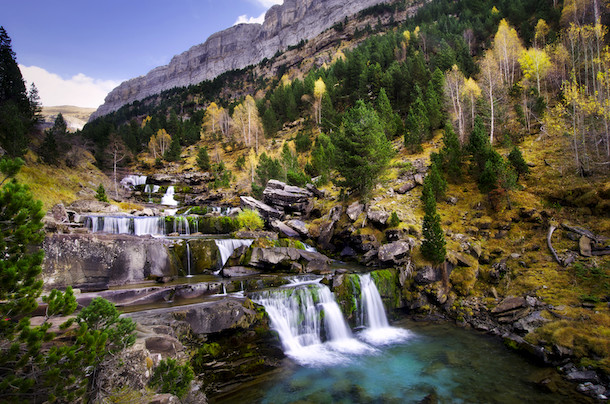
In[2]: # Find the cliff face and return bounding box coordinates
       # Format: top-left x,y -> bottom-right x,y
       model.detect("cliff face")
90,0 -> 393,120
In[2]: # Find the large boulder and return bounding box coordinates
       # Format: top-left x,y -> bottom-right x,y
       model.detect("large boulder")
270,219 -> 300,238
68,199 -> 119,214
262,180 -> 313,215
367,207 -> 390,226
378,241 -> 411,265
125,298 -> 260,335
346,202 -> 364,221
285,219 -> 309,237
240,196 -> 282,220
43,234 -> 179,291
247,247 -> 331,274
491,296 -> 532,324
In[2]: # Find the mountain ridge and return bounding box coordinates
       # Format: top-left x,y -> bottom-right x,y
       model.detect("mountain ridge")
90,0 -> 395,121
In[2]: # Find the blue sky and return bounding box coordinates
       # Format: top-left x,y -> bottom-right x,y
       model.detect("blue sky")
4,0 -> 282,107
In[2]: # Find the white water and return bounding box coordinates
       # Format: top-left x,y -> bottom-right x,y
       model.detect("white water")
161,186 -> 178,206
173,216 -> 190,235
255,281 -> 373,366
185,241 -> 193,278
121,175 -> 147,188
359,273 -> 411,345
84,216 -> 165,236
214,239 -> 254,272
302,243 -> 317,252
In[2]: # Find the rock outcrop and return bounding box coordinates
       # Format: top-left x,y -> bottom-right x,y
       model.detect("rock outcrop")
91,0 -> 393,119
43,234 -> 179,291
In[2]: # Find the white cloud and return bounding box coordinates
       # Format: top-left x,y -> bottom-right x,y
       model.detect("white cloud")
235,0 -> 283,25
19,65 -> 121,108
235,11 -> 266,25
254,0 -> 283,7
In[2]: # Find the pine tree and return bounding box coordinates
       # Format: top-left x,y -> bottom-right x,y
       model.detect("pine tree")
0,159 -> 136,401
420,179 -> 446,266
440,125 -> 462,182
332,101 -> 392,197
96,183 -> 109,202
426,159 -> 448,201
197,146 -> 211,171
0,27 -> 32,157
508,145 -> 529,180
377,87 -> 398,138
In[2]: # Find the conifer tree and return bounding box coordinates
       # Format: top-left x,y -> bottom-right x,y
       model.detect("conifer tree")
197,146 -> 211,171
404,93 -> 429,152
0,158 -> 136,401
0,27 -> 32,157
508,145 -> 529,180
95,183 -> 109,202
420,179 -> 446,266
377,87 -> 398,138
332,101 -> 392,196
440,125 -> 462,182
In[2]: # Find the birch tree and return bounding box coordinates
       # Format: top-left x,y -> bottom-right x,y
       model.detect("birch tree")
444,65 -> 466,142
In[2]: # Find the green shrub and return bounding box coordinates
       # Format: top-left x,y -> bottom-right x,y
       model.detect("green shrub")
387,211 -> 400,227
95,184 -> 109,202
238,209 -> 264,230
149,358 -> 194,398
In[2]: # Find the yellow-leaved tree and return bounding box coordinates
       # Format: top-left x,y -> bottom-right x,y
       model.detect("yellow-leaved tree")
493,19 -> 524,88
149,129 -> 171,159
313,78 -> 326,126
519,47 -> 551,94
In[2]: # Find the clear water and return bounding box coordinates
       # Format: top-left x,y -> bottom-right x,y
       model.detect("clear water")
213,319 -> 580,403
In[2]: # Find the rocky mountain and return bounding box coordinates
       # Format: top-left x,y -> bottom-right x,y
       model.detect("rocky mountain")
90,0 -> 393,120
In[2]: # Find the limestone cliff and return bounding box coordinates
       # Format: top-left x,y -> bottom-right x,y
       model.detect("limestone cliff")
90,0 -> 393,120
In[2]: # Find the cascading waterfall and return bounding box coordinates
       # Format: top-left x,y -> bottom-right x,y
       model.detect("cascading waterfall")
173,216 -> 190,235
120,175 -> 147,188
358,273 -> 411,345
161,186 -> 178,206
254,279 -> 372,366
144,184 -> 160,202
213,239 -> 254,274
84,216 -> 165,236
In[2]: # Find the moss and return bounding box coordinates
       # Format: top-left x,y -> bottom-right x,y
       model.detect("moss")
450,266 -> 478,296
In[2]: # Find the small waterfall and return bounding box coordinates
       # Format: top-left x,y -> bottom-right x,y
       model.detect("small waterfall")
214,239 -> 254,270
161,186 -> 178,206
360,274 -> 389,329
185,241 -> 192,277
121,175 -> 147,188
302,243 -> 317,252
173,216 -> 190,235
85,216 -> 165,236
133,217 -> 165,235
145,184 -> 160,202
358,273 -> 411,345
254,280 -> 373,366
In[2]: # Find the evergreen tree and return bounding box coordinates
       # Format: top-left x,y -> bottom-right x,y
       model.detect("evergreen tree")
262,106 -> 279,137
308,133 -> 335,184
426,159 -> 448,201
164,133 -> 182,162
0,158 -> 136,401
95,183 -> 109,202
377,87 -> 399,138
420,179 -> 446,266
508,145 -> 529,180
332,101 -> 392,197
197,146 -> 211,171
439,125 -> 462,182
404,92 -> 429,152
40,113 -> 68,165
468,116 -> 491,178
0,27 -> 32,157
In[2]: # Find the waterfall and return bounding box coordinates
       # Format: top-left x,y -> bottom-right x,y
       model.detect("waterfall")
360,274 -> 389,329
173,216 -> 190,235
214,239 -> 254,271
120,175 -> 147,188
185,241 -> 192,277
161,186 -> 178,206
85,216 -> 165,236
254,279 -> 373,366
358,273 -> 411,345
145,184 -> 160,202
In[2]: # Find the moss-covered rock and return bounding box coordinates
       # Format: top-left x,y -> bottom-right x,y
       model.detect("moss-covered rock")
174,239 -> 221,275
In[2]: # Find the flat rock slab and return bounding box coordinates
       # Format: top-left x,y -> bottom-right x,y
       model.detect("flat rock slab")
125,298 -> 258,335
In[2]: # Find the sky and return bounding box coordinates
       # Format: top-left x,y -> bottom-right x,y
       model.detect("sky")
3,0 -> 283,108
